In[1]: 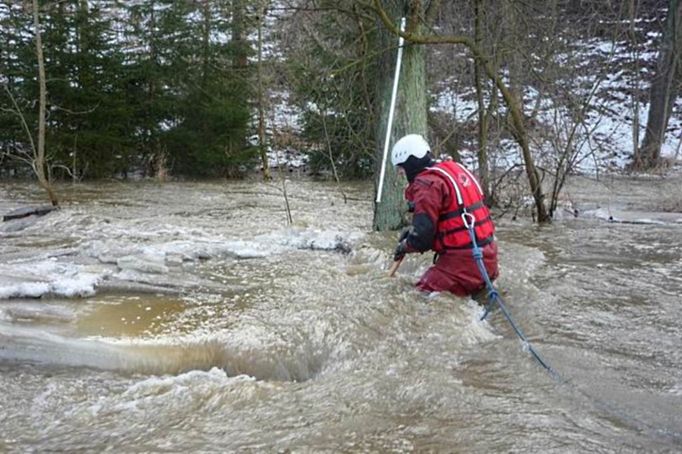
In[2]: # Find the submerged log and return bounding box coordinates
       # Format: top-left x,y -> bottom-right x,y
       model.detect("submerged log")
2,205 -> 57,222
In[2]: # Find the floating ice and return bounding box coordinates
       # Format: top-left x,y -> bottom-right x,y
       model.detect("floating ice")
117,254 -> 169,274
0,225 -> 359,299
582,207 -> 682,225
0,260 -> 103,299
256,227 -> 357,254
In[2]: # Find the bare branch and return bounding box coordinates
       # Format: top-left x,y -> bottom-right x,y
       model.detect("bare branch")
2,83 -> 38,161
366,0 -> 549,222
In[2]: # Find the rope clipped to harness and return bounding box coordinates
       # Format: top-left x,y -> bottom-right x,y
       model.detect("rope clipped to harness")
460,212 -> 682,443
461,212 -> 559,379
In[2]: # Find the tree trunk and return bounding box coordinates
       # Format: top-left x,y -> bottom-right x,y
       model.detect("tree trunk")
32,0 -> 58,207
373,1 -> 428,231
636,0 -> 681,169
627,0 -> 641,158
503,0 -> 524,108
474,0 -> 491,203
232,0 -> 248,69
257,1 -> 270,180
147,0 -> 160,177
471,45 -> 549,222
201,0 -> 210,86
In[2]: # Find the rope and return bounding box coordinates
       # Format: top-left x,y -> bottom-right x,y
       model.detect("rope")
463,212 -> 559,379
461,212 -> 682,444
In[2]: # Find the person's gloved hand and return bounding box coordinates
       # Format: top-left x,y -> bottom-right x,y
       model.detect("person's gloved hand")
393,240 -> 407,262
398,226 -> 411,242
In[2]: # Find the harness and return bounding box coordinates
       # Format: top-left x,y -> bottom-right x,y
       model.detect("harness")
425,162 -> 495,252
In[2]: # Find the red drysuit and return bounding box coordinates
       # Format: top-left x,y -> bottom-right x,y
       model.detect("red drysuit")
401,161 -> 498,297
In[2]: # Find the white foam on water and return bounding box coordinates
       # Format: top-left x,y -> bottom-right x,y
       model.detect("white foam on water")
422,293 -> 501,347
79,367 -> 280,421
670,383 -> 682,396
462,299 -> 502,345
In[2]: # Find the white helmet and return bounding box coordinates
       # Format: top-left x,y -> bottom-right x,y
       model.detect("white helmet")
391,134 -> 430,166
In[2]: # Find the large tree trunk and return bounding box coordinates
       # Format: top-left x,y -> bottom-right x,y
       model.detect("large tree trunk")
257,1 -> 270,180
32,0 -> 58,207
636,0 -> 681,169
474,0 -> 491,203
373,1 -> 428,231
232,0 -> 248,69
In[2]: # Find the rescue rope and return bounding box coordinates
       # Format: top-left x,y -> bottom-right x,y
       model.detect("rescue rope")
461,212 -> 682,444
462,212 -> 559,379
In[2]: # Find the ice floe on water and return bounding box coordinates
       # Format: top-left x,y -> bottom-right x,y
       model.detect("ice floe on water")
0,259 -> 104,299
256,227 -> 358,254
1,215 -> 363,300
581,207 -> 682,224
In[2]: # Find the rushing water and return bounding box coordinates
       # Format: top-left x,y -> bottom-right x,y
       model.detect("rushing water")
0,175 -> 680,452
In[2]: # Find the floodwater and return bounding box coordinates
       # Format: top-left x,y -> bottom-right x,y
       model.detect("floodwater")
0,175 -> 680,452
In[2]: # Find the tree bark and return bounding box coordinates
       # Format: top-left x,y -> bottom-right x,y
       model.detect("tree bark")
257,1 -> 271,180
474,0 -> 491,203
502,0 -> 524,108
372,0 -> 428,231
232,0 -> 248,69
627,0 -> 642,158
636,0 -> 681,169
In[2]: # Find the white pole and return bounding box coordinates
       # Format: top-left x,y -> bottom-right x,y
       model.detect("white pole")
376,17 -> 406,204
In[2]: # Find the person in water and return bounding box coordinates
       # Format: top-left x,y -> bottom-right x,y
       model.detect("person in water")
390,134 -> 498,302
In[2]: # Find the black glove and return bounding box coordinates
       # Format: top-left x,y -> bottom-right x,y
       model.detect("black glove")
393,240 -> 407,262
398,227 -> 411,243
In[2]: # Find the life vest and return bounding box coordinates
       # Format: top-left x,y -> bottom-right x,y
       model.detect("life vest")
424,161 -> 495,253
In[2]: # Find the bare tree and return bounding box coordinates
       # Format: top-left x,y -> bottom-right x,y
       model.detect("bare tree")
368,0 -> 550,223
473,0 -> 491,202
635,0 -> 682,169
256,0 -> 271,180
1,1 -> 59,206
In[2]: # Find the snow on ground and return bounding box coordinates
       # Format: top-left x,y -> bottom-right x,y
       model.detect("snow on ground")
428,33 -> 681,174
431,79 -> 681,174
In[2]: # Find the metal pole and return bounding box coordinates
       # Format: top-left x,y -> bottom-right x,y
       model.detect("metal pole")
376,17 -> 406,204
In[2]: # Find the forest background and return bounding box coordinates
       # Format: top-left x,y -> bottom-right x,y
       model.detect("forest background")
1,0 -> 681,225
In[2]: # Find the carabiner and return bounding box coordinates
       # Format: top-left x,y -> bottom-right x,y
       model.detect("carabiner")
461,212 -> 476,230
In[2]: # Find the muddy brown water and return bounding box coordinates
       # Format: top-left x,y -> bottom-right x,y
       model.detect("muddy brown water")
0,175 -> 680,452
